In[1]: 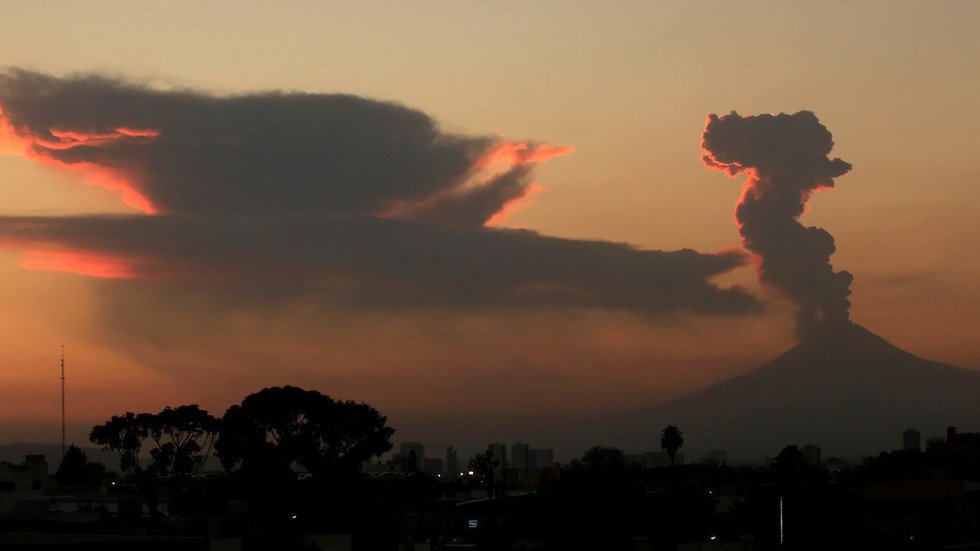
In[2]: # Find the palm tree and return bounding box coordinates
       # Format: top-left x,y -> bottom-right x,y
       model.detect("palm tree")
661,425 -> 684,466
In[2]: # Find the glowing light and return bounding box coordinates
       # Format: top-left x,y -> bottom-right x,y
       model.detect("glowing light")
779,494 -> 784,545
20,250 -> 137,279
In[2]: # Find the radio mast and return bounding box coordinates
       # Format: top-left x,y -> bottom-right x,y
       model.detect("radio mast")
60,344 -> 66,459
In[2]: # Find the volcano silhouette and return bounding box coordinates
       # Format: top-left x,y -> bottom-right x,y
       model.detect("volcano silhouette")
558,323 -> 980,461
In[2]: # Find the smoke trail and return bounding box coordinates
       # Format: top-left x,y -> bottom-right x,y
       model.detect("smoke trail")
701,111 -> 853,338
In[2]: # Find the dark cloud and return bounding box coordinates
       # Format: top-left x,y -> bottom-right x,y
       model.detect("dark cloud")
0,214 -> 755,314
390,165 -> 536,228
0,68 -> 497,218
701,111 -> 852,337
0,68 -> 759,317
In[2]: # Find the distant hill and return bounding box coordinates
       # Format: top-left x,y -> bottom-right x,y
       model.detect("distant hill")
543,323 -> 980,462
0,442 -> 118,469
0,442 -> 225,472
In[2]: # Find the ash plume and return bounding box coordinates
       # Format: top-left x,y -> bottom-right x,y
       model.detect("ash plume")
701,111 -> 853,338
0,68 -> 759,318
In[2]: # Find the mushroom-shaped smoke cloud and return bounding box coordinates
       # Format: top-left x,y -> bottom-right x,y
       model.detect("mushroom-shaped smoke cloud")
701,111 -> 853,339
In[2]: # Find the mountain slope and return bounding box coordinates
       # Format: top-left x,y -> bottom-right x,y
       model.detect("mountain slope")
556,323 -> 980,461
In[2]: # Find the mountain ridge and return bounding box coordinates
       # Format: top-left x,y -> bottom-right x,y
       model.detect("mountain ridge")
0,442 -> 118,469
543,323 -> 980,462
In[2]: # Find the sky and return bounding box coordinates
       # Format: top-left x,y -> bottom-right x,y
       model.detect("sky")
0,1 -> 978,458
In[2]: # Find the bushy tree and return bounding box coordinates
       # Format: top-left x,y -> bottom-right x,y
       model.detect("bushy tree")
145,405 -> 218,476
56,445 -> 106,487
773,444 -> 819,484
468,447 -> 501,499
580,445 -> 628,471
90,412 -> 150,473
215,385 -> 394,477
90,405 -> 217,476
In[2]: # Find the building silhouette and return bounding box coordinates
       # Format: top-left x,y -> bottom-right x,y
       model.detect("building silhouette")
398,442 -> 425,472
697,450 -> 728,467
529,448 -> 554,471
802,444 -> 821,466
489,442 -> 507,475
903,427 -> 921,451
511,442 -> 529,470
446,446 -> 458,477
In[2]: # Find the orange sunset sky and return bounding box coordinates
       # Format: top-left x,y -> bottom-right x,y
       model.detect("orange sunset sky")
0,1 -> 978,453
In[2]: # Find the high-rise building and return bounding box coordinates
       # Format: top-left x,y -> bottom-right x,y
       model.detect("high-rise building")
698,450 -> 728,467
511,442 -> 529,470
801,444 -> 821,466
489,442 -> 507,474
644,451 -> 671,468
903,428 -> 921,451
529,448 -> 554,470
446,446 -> 458,477
399,442 -> 425,472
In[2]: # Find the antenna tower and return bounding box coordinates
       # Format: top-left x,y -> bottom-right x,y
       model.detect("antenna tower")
60,344 -> 66,459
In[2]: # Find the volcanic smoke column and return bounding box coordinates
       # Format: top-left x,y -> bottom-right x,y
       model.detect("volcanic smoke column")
701,111 -> 853,338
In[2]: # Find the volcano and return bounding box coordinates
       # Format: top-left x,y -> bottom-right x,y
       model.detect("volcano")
555,323 -> 980,461
551,112 -> 980,463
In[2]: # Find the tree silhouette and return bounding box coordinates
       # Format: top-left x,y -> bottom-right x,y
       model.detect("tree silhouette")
469,447 -> 500,499
91,406 -> 217,477
580,445 -> 628,471
56,445 -> 105,487
90,412 -> 151,473
773,444 -> 819,485
215,385 -> 394,477
661,425 -> 684,466
144,405 -> 218,477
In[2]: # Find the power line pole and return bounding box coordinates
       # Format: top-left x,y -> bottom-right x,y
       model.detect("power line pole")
61,344 -> 66,460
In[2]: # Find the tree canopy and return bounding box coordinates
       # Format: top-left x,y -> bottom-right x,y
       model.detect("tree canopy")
468,447 -> 501,499
56,445 -> 106,487
90,412 -> 150,473
145,405 -> 218,476
90,387 -> 392,483
215,385 -> 394,477
580,445 -> 628,471
89,406 -> 218,476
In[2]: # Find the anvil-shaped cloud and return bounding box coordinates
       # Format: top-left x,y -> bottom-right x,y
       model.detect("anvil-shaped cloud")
0,69 -> 756,316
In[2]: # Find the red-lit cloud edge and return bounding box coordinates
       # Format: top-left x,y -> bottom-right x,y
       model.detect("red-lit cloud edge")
1,103 -> 571,279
